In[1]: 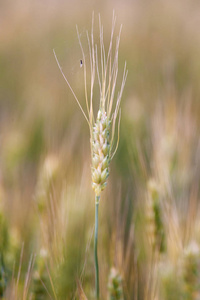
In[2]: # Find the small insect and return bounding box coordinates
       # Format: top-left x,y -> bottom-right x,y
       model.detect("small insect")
80,59 -> 83,68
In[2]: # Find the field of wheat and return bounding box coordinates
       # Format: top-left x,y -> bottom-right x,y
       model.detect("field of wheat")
1,1 -> 200,299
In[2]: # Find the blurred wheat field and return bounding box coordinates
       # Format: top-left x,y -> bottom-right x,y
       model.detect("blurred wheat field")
1,0 -> 200,299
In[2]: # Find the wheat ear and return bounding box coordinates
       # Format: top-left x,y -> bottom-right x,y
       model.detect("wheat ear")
54,12 -> 127,300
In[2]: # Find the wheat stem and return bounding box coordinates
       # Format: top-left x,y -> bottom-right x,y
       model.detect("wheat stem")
94,195 -> 100,299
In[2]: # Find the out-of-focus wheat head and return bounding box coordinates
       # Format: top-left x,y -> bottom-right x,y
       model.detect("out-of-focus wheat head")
152,99 -> 197,198
151,99 -> 199,262
31,247 -> 49,300
145,178 -> 165,253
159,258 -> 183,300
181,241 -> 200,300
108,267 -> 124,300
35,154 -> 60,214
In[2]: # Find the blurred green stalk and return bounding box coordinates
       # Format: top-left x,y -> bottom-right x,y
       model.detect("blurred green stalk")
94,196 -> 100,300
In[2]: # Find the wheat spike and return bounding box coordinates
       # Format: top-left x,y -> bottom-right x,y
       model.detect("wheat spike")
92,110 -> 110,196
54,13 -> 127,198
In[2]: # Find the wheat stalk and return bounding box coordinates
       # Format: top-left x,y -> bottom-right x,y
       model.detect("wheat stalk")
54,12 -> 127,299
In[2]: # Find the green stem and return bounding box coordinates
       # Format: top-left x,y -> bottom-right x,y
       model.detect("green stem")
94,195 -> 100,300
